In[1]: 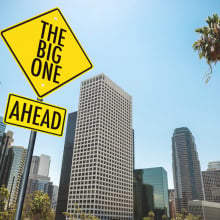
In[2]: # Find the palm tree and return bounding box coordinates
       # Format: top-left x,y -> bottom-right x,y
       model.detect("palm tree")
193,13 -> 220,82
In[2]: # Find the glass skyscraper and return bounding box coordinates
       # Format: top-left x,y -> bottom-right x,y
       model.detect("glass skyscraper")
134,167 -> 169,220
172,127 -> 204,213
6,146 -> 27,206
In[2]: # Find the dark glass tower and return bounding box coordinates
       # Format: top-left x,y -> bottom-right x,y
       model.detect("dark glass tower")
134,167 -> 169,220
172,127 -> 204,213
55,111 -> 77,220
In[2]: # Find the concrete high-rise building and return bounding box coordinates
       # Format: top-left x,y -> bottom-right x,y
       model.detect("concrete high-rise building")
38,154 -> 51,177
202,169 -> 220,203
134,167 -> 169,220
26,154 -> 51,197
56,112 -> 77,220
5,146 -> 27,206
172,127 -> 204,213
67,74 -> 133,220
29,156 -> 40,176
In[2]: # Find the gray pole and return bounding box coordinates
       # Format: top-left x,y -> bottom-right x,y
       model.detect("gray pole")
14,98 -> 43,219
14,130 -> 37,220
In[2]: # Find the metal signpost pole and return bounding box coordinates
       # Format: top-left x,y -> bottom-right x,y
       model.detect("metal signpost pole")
14,130 -> 37,220
14,98 -> 42,220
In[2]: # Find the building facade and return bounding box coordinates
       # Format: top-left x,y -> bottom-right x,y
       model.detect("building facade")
202,169 -> 220,203
172,127 -> 204,213
26,154 -> 52,199
188,200 -> 220,220
134,167 -> 169,220
67,74 -> 133,220
168,189 -> 176,219
56,112 -> 77,220
0,130 -> 14,185
51,185 -> 59,211
0,116 -> 6,145
5,146 -> 27,207
134,169 -> 154,220
37,154 -> 51,177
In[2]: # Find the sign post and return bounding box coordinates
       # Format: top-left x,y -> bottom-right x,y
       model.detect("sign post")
15,129 -> 37,220
1,7 -> 93,218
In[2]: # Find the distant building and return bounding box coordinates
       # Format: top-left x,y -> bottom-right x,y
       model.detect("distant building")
38,154 -> 51,177
29,156 -> 40,176
55,112 -> 77,220
202,169 -> 220,203
134,170 -> 154,220
168,189 -> 176,219
134,167 -> 169,220
207,161 -> 220,171
51,185 -> 59,211
0,130 -> 14,185
172,127 -> 204,213
4,146 -> 27,207
67,74 -> 133,219
188,200 -> 220,220
0,116 -> 6,145
27,154 -> 52,199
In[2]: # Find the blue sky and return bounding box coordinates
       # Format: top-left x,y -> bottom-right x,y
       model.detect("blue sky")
1,0 -> 220,188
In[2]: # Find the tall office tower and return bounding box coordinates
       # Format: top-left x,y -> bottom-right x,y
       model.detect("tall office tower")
5,146 -> 27,206
134,167 -> 169,220
67,74 -> 133,220
0,116 -> 6,145
202,164 -> 220,203
56,112 -> 77,220
207,161 -> 220,171
172,127 -> 204,213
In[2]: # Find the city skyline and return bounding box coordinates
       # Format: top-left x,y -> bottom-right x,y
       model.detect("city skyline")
1,0 -> 220,189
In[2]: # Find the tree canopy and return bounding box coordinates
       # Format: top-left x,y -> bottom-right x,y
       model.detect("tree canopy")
193,13 -> 220,82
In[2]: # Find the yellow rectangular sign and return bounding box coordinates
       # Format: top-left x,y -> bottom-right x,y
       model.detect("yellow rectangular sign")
4,94 -> 66,136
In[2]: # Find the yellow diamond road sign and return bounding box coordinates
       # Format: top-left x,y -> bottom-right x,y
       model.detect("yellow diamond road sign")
1,8 -> 93,98
4,93 -> 66,136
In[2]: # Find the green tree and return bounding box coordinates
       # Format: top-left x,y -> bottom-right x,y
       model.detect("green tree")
22,191 -> 54,220
63,204 -> 100,220
0,185 -> 9,212
0,185 -> 15,220
193,13 -> 220,82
